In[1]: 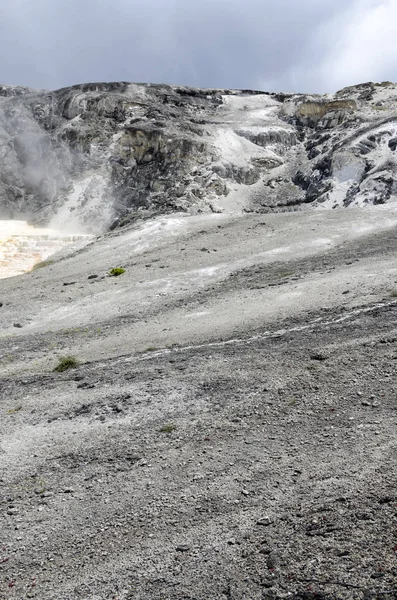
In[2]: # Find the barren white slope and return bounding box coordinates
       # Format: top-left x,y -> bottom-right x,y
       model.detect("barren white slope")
1,205 -> 396,375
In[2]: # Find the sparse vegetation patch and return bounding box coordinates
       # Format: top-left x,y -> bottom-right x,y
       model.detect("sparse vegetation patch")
159,423 -> 177,434
108,267 -> 126,277
53,355 -> 79,372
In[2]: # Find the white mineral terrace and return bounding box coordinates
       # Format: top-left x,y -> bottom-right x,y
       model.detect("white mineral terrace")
0,220 -> 91,279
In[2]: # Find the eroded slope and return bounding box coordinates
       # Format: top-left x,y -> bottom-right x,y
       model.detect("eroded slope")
1,81 -> 397,234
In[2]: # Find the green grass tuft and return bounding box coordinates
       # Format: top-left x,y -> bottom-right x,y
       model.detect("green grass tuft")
53,355 -> 79,373
159,423 -> 177,434
108,267 -> 126,277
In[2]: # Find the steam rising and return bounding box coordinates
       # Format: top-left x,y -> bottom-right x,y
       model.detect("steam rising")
0,220 -> 91,279
0,92 -> 113,235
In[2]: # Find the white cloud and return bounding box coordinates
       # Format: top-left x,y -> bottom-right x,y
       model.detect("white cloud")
1,0 -> 396,92
292,0 -> 397,93
325,0 -> 397,89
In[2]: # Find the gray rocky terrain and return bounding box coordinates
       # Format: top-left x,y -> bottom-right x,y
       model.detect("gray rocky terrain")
0,81 -> 397,600
2,80 -> 397,233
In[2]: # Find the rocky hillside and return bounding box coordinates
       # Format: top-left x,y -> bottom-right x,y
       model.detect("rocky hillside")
1,206 -> 397,600
1,80 -> 397,600
1,80 -> 397,233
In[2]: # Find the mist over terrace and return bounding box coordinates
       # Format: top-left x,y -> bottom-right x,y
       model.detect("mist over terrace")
0,220 -> 91,279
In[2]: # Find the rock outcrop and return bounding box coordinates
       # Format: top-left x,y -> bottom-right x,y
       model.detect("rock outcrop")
1,80 -> 397,233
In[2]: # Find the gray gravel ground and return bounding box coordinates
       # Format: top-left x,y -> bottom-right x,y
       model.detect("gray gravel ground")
0,208 -> 397,599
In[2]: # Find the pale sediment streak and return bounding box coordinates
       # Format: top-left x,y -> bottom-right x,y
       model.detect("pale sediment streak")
127,299 -> 397,362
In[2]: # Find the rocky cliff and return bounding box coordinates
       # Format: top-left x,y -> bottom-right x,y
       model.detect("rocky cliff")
1,80 -> 397,233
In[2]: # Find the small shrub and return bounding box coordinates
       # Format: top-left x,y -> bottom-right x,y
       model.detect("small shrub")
390,290 -> 397,298
53,355 -> 79,373
145,346 -> 159,352
108,267 -> 126,277
159,423 -> 177,434
32,259 -> 54,271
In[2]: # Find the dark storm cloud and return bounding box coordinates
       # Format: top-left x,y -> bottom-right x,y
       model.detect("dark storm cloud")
0,0 -> 395,93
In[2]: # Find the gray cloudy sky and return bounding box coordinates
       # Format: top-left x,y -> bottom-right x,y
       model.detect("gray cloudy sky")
0,0 -> 396,93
